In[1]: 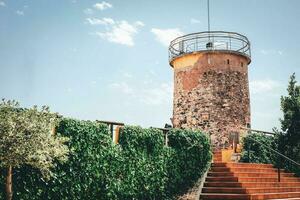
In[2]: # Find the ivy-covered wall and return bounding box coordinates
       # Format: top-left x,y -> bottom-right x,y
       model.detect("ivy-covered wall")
0,118 -> 211,200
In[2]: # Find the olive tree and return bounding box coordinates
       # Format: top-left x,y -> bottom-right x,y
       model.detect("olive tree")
0,99 -> 69,200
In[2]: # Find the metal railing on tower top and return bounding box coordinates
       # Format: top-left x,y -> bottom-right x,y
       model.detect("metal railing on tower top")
168,31 -> 251,64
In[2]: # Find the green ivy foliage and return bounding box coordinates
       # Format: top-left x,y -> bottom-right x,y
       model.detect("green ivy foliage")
1,120 -> 211,200
240,133 -> 278,164
117,127 -> 211,199
166,129 -> 212,196
1,118 -> 119,200
45,118 -> 121,200
117,126 -> 169,199
0,169 -> 4,200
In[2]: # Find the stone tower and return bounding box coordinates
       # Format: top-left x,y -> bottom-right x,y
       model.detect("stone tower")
169,31 -> 251,149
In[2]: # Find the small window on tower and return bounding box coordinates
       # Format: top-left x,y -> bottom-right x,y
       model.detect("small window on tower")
227,59 -> 230,64
241,62 -> 244,67
201,113 -> 210,122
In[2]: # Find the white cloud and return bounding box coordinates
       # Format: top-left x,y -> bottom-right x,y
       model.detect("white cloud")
151,28 -> 184,46
109,80 -> 173,106
86,17 -> 115,25
250,79 -> 282,94
93,1 -> 112,10
149,69 -> 156,76
16,10 -> 24,15
91,19 -> 144,46
84,8 -> 94,15
139,83 -> 173,105
70,47 -> 77,52
110,82 -> 134,95
190,18 -> 201,24
135,21 -> 145,27
67,88 -> 73,93
90,80 -> 97,87
0,1 -> 5,6
123,72 -> 133,78
260,49 -> 283,55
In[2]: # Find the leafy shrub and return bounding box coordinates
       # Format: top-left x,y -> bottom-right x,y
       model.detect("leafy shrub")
46,118 -> 121,200
166,129 -> 212,196
0,169 -> 4,200
240,133 -> 278,164
117,127 -> 212,199
117,126 -> 169,199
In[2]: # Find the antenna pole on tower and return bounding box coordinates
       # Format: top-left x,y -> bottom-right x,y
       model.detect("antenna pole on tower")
207,0 -> 210,33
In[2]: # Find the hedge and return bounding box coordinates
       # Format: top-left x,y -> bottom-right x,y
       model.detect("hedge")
118,127 -> 212,199
1,118 -> 119,200
0,119 -> 212,200
166,129 -> 212,196
117,126 -> 168,199
240,133 -> 278,164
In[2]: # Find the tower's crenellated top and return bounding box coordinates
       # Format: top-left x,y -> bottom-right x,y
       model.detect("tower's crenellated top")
168,31 -> 251,67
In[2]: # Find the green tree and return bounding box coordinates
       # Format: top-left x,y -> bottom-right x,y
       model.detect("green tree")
278,73 -> 300,172
0,99 -> 69,200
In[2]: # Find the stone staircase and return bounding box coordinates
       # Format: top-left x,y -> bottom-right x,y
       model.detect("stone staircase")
200,151 -> 300,200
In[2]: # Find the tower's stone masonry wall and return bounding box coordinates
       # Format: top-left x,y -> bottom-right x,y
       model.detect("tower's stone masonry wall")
172,52 -> 250,149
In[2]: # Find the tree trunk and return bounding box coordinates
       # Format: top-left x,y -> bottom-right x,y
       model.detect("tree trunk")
6,166 -> 12,200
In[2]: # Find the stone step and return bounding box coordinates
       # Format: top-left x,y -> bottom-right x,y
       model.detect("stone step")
251,192 -> 300,200
205,153 -> 300,199
200,193 -> 250,199
206,176 -> 238,182
270,198 -> 300,200
206,176 -> 300,183
204,182 -> 300,188
202,187 -> 300,194
237,177 -> 300,182
202,187 -> 247,194
200,192 -> 300,200
208,172 -> 295,178
206,176 -> 300,182
211,167 -> 285,173
211,162 -> 274,168
247,187 -> 300,194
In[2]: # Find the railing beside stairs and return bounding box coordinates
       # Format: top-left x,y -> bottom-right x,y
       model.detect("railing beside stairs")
241,128 -> 300,182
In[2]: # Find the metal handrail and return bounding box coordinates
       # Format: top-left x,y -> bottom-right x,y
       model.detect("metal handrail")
244,130 -> 300,182
246,136 -> 300,167
241,127 -> 276,135
168,31 -> 251,64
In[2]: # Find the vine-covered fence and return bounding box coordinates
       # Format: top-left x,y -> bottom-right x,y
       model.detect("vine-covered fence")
0,118 -> 212,200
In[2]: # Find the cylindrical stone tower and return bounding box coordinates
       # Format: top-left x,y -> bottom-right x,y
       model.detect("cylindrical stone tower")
169,31 -> 251,149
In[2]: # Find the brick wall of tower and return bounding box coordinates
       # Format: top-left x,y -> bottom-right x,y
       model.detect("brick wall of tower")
172,52 -> 250,149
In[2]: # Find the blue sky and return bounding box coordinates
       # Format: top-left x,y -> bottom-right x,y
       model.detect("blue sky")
1,0 -> 300,131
